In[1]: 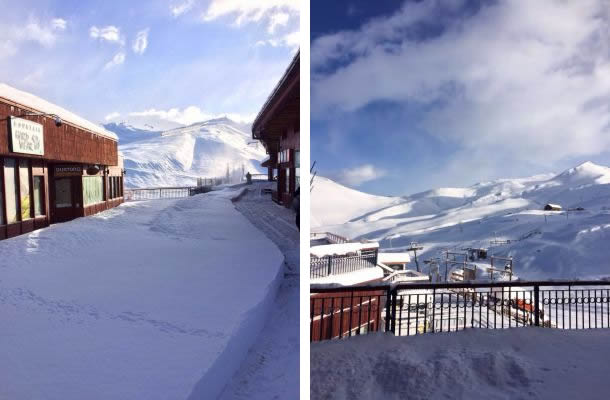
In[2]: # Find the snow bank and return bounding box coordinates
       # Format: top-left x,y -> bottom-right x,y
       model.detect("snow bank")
311,328 -> 610,400
0,188 -> 283,400
0,83 -> 117,140
311,266 -> 385,285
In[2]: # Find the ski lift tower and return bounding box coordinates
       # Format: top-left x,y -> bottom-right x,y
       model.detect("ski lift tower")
406,242 -> 424,272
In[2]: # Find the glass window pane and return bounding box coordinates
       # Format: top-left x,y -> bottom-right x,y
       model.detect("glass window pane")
83,176 -> 103,206
4,158 -> 18,223
285,168 -> 290,193
295,151 -> 300,168
55,178 -> 72,208
19,159 -> 31,220
33,176 -> 44,216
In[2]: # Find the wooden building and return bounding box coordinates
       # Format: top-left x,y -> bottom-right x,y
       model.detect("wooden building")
0,84 -> 124,241
252,51 -> 300,207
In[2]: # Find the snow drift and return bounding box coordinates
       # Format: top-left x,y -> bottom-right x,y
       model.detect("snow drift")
311,328 -> 610,400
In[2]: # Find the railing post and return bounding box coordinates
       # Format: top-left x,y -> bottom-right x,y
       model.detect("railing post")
327,256 -> 332,277
390,288 -> 398,335
385,287 -> 392,333
534,285 -> 540,327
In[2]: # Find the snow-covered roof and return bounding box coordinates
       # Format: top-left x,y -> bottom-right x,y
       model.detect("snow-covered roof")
545,203 -> 562,208
0,83 -> 118,141
378,252 -> 411,264
310,242 -> 379,258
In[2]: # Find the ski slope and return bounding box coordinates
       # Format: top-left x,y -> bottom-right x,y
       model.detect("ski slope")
311,162 -> 610,279
106,118 -> 267,188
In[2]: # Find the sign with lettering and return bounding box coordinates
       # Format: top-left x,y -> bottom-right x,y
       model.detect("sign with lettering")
9,117 -> 44,156
55,165 -> 82,177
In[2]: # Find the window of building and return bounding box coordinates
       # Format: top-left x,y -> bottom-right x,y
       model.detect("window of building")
295,150 -> 300,188
109,177 -> 114,199
33,176 -> 45,216
0,167 -> 3,225
83,176 -> 103,206
19,159 -> 31,220
285,168 -> 290,193
4,158 -> 19,223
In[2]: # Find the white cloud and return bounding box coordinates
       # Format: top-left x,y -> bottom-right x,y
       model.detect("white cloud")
334,164 -> 386,187
257,31 -> 299,50
51,18 -> 67,31
132,29 -> 149,55
171,0 -> 195,17
104,112 -> 121,121
0,17 -> 67,57
312,0 -> 610,168
128,106 -> 256,126
268,12 -> 290,34
90,25 -> 124,45
203,0 -> 299,30
104,52 -> 125,69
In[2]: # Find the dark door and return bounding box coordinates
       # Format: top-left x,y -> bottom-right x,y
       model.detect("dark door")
50,176 -> 83,223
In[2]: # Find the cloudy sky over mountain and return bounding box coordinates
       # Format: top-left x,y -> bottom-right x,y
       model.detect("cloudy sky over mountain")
0,0 -> 299,129
311,0 -> 610,195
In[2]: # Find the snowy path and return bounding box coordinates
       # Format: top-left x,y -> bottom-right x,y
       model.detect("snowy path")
219,182 -> 300,400
0,189 -> 283,400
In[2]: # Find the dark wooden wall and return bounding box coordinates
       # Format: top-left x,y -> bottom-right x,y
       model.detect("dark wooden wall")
0,100 -> 118,166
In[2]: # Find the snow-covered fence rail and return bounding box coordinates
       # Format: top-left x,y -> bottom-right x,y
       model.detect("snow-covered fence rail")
310,280 -> 610,342
310,249 -> 378,279
124,186 -> 211,201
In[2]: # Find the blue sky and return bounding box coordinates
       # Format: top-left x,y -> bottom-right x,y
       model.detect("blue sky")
311,0 -> 610,196
0,0 -> 299,130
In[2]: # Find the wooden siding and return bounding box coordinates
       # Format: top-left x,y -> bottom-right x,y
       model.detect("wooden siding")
0,100 -> 118,166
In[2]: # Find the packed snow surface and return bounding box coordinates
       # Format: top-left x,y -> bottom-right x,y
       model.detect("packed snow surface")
219,182 -> 300,400
311,328 -> 610,400
106,118 -> 267,188
0,83 -> 117,140
0,188 -> 283,400
311,162 -> 610,279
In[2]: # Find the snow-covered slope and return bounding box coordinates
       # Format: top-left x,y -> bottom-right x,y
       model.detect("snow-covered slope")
312,162 -> 610,279
105,118 -> 266,188
310,176 -> 400,227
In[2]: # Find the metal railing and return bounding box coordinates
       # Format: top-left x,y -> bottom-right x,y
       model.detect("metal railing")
125,186 -> 211,201
310,280 -> 610,342
310,232 -> 350,244
310,249 -> 378,280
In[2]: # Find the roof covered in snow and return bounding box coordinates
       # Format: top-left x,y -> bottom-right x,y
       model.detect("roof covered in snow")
0,83 -> 118,141
310,242 -> 379,258
378,252 -> 411,264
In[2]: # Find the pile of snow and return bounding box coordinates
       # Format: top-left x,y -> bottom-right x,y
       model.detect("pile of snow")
0,83 -> 117,140
311,162 -> 610,279
311,328 -> 610,400
0,188 -> 283,400
106,117 -> 267,188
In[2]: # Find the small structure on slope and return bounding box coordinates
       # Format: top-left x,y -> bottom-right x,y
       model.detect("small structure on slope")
544,203 -> 562,211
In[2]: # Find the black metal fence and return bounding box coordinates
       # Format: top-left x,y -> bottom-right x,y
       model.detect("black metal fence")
125,186 -> 211,201
310,249 -> 378,279
310,280 -> 610,341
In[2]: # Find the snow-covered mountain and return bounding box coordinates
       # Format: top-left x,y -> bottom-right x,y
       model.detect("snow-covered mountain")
105,118 -> 266,188
312,162 -> 610,279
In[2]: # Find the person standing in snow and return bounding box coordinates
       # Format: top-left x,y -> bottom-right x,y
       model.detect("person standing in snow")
292,186 -> 300,230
